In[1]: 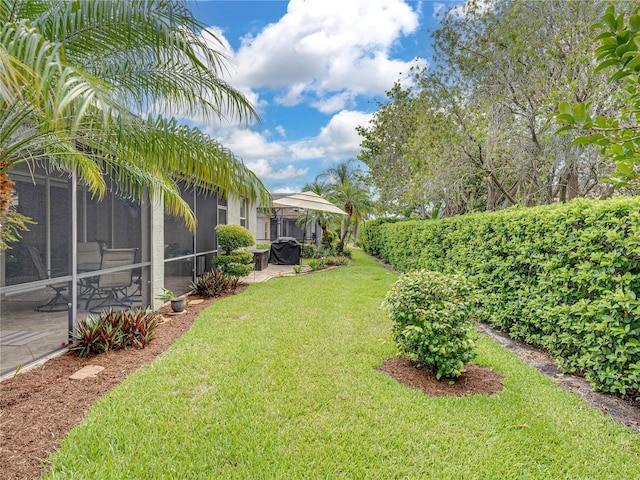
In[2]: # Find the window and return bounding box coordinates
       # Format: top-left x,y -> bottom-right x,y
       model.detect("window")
240,199 -> 247,228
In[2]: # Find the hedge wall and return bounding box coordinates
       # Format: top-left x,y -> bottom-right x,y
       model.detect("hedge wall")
361,198 -> 640,395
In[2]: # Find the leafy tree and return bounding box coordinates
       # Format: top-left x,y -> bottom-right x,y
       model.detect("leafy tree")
357,83 -> 425,217
358,0 -> 617,216
554,3 -> 640,191
0,0 -> 269,247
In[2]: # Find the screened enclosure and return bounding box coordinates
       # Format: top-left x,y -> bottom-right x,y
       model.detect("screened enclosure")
0,165 -> 150,376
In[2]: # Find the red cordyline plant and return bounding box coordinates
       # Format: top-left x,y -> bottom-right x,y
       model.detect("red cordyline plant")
71,309 -> 160,357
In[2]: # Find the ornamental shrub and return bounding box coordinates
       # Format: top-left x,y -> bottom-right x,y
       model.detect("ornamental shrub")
364,197 -> 640,395
71,309 -> 160,357
301,243 -> 316,258
383,270 -> 476,379
216,224 -> 255,255
212,250 -> 253,278
190,269 -> 238,297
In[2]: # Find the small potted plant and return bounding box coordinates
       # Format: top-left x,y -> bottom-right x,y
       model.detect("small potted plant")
156,287 -> 187,313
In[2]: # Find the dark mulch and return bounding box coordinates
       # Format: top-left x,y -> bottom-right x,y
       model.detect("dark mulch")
377,356 -> 504,397
0,290 -> 240,480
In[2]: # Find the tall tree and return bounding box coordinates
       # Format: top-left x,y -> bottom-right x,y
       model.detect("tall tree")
357,83 -> 424,216
316,160 -> 372,252
0,0 -> 269,247
358,0 -> 620,217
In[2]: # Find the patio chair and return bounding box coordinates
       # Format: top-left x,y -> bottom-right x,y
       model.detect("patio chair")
84,248 -> 138,312
77,242 -> 102,299
27,246 -> 69,312
77,242 -> 102,270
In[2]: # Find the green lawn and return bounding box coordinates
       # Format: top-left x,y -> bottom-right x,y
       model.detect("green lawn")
44,251 -> 640,479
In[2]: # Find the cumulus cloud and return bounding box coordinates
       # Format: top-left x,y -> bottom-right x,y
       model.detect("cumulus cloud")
206,127 -> 286,161
316,110 -> 374,157
246,159 -> 309,180
211,0 -> 421,113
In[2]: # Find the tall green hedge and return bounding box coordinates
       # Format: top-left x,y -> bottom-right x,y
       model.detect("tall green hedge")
362,197 -> 640,395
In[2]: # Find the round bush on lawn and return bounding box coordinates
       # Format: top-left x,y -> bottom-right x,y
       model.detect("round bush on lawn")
215,224 -> 255,255
383,269 -> 476,379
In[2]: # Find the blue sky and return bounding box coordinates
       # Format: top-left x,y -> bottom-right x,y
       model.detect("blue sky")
185,0 -> 460,193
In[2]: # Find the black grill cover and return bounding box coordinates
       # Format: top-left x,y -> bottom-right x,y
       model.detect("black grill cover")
269,237 -> 301,265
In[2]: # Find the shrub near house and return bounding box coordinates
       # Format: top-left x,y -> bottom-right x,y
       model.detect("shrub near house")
212,224 -> 255,278
362,197 -> 640,395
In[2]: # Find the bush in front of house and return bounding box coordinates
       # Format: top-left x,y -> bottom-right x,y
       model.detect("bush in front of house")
212,251 -> 254,277
216,224 -> 255,254
301,243 -> 316,258
383,269 -> 476,380
71,308 -> 160,357
213,224 -> 255,277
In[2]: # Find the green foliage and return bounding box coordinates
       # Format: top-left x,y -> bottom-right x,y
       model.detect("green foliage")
339,246 -> 353,259
0,1 -> 269,243
301,243 -> 317,259
71,309 -> 160,357
554,4 -> 640,190
307,258 -> 327,271
212,250 -> 253,278
312,246 -> 334,258
325,256 -> 350,266
215,224 -> 255,255
155,287 -> 178,301
383,270 -> 476,379
363,197 -> 640,395
190,270 -> 238,297
359,218 -> 404,256
255,243 -> 270,250
0,206 -> 35,251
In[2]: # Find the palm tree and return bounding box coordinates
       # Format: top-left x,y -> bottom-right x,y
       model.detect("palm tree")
316,160 -> 371,253
0,0 -> 269,246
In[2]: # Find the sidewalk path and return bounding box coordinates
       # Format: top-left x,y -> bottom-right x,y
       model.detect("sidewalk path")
240,263 -> 311,284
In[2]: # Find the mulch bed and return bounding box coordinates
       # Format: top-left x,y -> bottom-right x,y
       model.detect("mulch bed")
377,357 -> 504,397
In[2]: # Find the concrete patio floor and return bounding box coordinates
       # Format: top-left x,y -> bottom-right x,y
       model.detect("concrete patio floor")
240,263 -> 311,283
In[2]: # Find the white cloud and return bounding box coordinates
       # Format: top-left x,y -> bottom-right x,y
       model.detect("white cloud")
246,159 -> 309,180
289,143 -> 324,159
206,127 -> 286,161
275,125 -> 286,137
209,0 -> 422,113
450,0 -> 495,18
272,186 -> 299,194
316,110 -> 373,157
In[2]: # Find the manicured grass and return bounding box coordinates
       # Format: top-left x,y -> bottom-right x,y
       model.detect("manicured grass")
45,251 -> 640,479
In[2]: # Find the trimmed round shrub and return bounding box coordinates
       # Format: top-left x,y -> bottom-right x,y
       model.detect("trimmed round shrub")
215,224 -> 255,255
212,250 -> 253,277
383,270 -> 476,379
